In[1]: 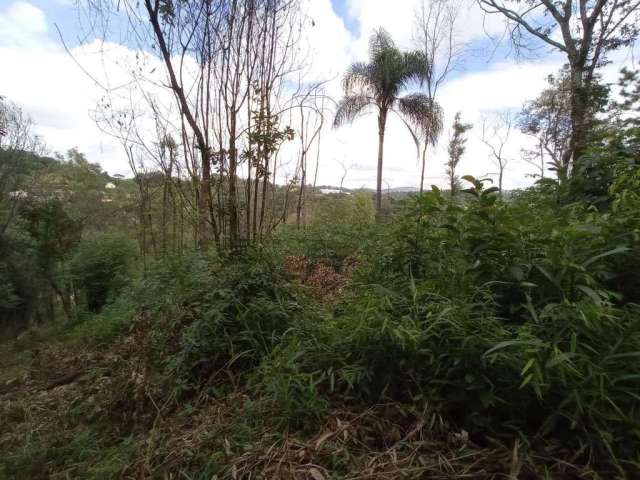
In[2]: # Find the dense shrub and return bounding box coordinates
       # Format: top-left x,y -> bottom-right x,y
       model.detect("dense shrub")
71,233 -> 137,313
274,192 -> 376,268
263,177 -> 640,472
132,248 -> 306,392
66,294 -> 136,345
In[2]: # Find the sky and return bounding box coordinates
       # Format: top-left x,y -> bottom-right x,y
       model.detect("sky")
0,0 -> 638,189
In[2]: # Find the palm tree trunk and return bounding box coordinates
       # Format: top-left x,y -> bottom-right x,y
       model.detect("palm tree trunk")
376,108 -> 388,217
419,144 -> 427,194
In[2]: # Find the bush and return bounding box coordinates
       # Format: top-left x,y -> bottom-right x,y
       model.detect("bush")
250,339 -> 328,430
71,233 -> 137,312
273,192 -> 376,268
131,248 -> 305,392
66,294 -> 136,345
269,179 -> 640,473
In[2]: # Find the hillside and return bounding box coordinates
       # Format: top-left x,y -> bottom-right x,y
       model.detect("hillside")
2,0 -> 640,478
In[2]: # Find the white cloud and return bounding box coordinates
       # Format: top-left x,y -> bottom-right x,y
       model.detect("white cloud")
0,2 -> 48,47
0,2 -> 175,176
300,0 -> 353,86
345,0 -> 507,55
0,31 -> 133,174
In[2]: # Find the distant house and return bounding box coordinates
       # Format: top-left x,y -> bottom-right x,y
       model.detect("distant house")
320,188 -> 349,195
105,182 -> 116,189
8,190 -> 28,199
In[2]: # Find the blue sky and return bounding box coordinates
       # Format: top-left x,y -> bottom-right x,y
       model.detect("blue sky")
0,0 -> 636,188
331,0 -> 360,33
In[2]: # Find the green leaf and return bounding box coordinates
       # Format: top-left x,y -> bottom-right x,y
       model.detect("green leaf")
534,264 -> 562,290
613,374 -> 640,384
607,352 -> 640,360
485,340 -> 540,356
582,246 -> 630,268
576,285 -> 603,305
461,175 -> 477,184
519,373 -> 534,389
521,358 -> 535,376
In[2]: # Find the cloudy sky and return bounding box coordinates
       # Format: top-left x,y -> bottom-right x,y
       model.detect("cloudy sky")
0,0 -> 637,189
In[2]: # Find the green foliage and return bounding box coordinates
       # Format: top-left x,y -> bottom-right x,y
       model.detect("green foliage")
569,68 -> 640,204
250,340 -> 328,430
66,294 -> 136,345
2,103 -> 640,478
0,147 -> 140,331
0,210 -> 45,329
0,424 -> 140,479
446,113 -> 473,195
0,263 -> 19,311
312,191 -> 375,227
22,199 -> 82,274
275,192 -> 375,267
132,249 -> 304,392
261,177 -> 640,473
71,233 -> 137,313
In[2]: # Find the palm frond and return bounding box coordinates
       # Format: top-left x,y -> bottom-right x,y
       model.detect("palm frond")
392,111 -> 422,160
333,94 -> 374,128
343,62 -> 375,95
401,50 -> 429,88
396,93 -> 444,146
369,28 -> 395,59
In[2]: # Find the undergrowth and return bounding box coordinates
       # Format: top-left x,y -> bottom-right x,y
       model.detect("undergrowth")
2,171 -> 640,478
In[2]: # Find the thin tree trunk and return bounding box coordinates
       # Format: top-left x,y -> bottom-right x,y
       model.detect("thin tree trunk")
162,180 -> 168,254
246,103 -> 252,242
259,151 -> 270,239
313,132 -> 321,189
228,119 -> 239,248
252,149 -> 260,240
296,151 -> 306,229
376,108 -> 388,217
144,0 -> 213,249
419,144 -> 427,194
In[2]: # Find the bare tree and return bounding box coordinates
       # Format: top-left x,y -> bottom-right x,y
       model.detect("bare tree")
295,91 -> 324,229
413,0 -> 465,193
521,139 -> 547,179
477,0 -> 640,178
481,111 -> 513,196
0,100 -> 45,154
337,157 -> 355,194
84,0 -> 302,249
0,100 -> 47,235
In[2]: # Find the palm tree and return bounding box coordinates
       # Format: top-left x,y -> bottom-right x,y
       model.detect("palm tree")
333,28 -> 439,215
405,103 -> 444,194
